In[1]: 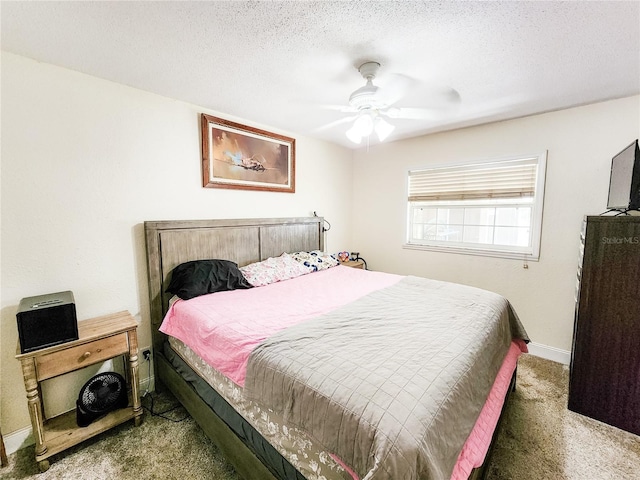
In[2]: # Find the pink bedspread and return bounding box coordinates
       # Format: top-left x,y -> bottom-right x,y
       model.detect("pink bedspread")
160,266 -> 401,386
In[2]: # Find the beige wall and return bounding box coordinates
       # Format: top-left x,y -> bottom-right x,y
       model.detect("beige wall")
351,95 -> 640,354
0,53 -> 354,438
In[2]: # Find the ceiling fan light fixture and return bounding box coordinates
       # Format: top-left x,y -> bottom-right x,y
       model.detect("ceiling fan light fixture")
346,112 -> 395,144
346,114 -> 373,143
374,117 -> 395,141
354,114 -> 373,134
345,125 -> 363,144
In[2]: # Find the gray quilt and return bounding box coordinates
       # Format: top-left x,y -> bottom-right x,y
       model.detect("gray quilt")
244,276 -> 529,480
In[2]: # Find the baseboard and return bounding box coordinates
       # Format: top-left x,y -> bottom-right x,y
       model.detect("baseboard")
4,374 -> 154,456
527,342 -> 571,365
4,425 -> 32,457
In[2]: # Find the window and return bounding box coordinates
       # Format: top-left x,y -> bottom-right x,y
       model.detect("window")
405,153 -> 547,260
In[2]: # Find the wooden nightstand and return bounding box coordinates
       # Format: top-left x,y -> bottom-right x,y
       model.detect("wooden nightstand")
15,310 -> 143,472
340,260 -> 365,269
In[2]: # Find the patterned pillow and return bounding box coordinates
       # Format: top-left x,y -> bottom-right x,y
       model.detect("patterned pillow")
239,253 -> 312,287
290,250 -> 339,272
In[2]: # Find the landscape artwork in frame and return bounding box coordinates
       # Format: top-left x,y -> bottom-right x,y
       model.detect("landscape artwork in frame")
201,114 -> 295,192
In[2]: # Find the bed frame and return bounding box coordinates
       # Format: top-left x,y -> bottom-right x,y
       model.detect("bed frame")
144,217 -> 511,480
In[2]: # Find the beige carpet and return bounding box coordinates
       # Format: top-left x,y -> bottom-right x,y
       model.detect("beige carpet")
3,354 -> 639,479
486,354 -> 640,480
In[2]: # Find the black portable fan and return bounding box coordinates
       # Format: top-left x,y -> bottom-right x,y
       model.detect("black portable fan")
76,372 -> 128,427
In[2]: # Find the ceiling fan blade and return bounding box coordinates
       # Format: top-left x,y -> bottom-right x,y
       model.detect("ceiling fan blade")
313,115 -> 357,132
411,85 -> 461,109
383,107 -> 451,120
376,74 -> 461,111
431,86 -> 461,106
318,104 -> 358,113
374,73 -> 415,106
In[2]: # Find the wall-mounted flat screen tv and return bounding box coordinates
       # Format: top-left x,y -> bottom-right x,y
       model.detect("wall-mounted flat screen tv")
607,139 -> 640,211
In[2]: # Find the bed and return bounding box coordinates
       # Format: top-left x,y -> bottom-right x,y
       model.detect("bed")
144,217 -> 528,480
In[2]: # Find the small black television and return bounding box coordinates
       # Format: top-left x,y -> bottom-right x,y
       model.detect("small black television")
606,139 -> 640,211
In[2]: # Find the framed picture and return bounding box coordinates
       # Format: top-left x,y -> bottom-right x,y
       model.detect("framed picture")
201,114 -> 295,193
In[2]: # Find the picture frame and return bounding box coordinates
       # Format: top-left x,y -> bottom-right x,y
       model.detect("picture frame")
201,114 -> 295,193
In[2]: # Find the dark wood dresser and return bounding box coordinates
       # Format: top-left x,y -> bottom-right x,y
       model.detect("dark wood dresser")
568,215 -> 640,435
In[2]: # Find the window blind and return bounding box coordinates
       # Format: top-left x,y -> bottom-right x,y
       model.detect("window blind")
408,158 -> 538,202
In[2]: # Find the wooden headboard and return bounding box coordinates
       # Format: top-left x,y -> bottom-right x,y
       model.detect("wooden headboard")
144,217 -> 324,351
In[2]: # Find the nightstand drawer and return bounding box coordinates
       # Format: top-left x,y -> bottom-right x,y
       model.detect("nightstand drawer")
36,333 -> 128,381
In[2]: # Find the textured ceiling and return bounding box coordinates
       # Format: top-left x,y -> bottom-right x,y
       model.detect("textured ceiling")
2,1 -> 639,149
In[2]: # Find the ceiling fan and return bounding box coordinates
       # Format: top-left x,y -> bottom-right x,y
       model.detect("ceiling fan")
324,61 -> 461,144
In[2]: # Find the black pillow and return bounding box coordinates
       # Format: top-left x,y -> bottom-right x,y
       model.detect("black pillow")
165,259 -> 253,300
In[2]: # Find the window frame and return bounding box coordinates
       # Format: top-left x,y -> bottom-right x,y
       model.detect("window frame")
404,152 -> 547,261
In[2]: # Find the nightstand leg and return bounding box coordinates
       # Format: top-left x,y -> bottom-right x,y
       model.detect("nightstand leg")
1,427 -> 8,467
20,358 -> 47,458
128,332 -> 143,425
